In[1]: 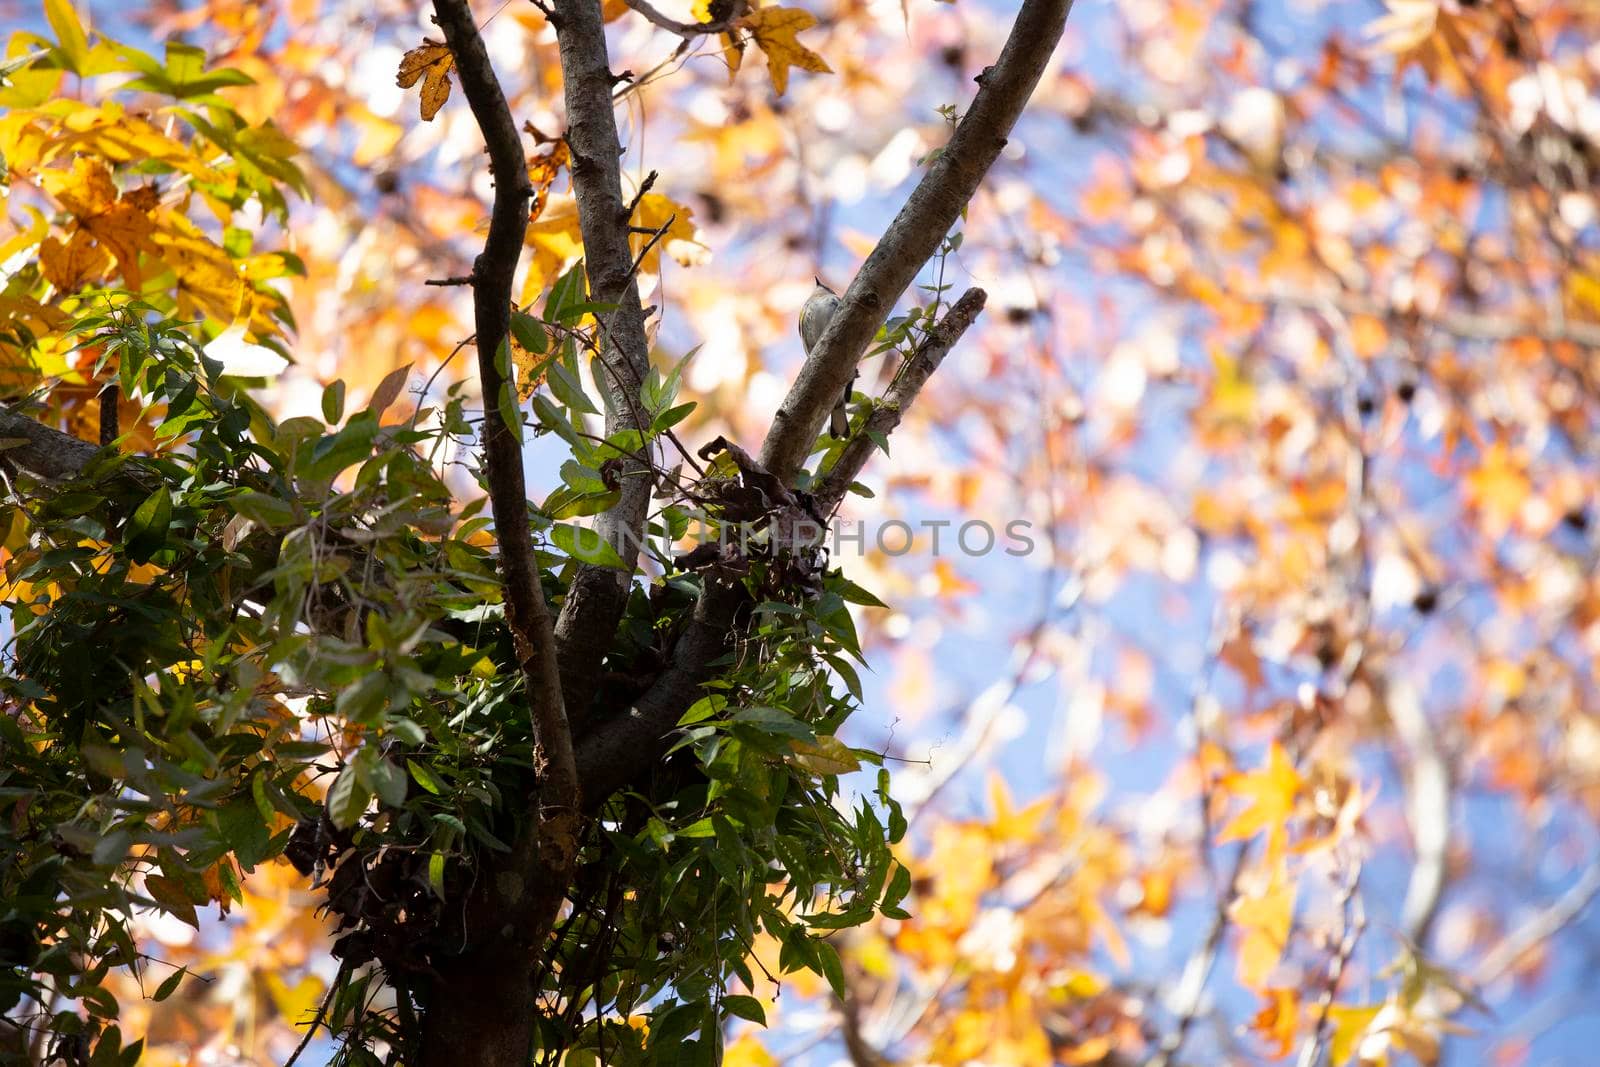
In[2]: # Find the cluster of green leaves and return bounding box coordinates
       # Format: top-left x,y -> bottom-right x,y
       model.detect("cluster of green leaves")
533,573 -> 907,1067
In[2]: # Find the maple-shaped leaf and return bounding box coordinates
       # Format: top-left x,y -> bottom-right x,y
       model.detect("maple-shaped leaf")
39,229 -> 111,292
396,39 -> 455,122
38,158 -> 160,286
1217,742 -> 1303,859
1364,0 -> 1475,91
738,7 -> 832,96
1464,441 -> 1530,540
522,193 -> 586,306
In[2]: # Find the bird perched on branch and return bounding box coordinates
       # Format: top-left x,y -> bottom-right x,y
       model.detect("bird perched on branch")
800,277 -> 850,438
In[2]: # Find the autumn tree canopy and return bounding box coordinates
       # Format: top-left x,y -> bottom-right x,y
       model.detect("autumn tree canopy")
3,0 -> 1600,1065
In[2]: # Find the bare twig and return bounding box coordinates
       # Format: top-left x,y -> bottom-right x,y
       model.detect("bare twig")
1471,861 -> 1600,990
618,0 -> 747,37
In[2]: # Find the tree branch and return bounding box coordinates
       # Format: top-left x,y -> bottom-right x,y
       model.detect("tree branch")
550,0 -> 659,727
0,403 -> 102,481
758,0 -> 1074,485
573,0 -> 1074,803
432,0 -> 575,813
811,288 -> 987,516
619,0 -> 746,37
573,292 -> 987,800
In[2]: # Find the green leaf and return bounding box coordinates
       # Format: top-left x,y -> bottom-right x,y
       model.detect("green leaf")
652,401 -> 697,433
124,486 -> 173,564
721,995 -> 766,1026
547,358 -> 599,416
230,490 -> 297,528
881,862 -> 912,917
300,415 -> 379,482
545,262 -> 587,323
731,706 -> 815,741
677,695 -> 726,727
812,938 -> 846,999
326,761 -> 370,830
408,759 -> 444,795
550,523 -> 629,569
321,379 -> 346,424
834,577 -> 886,608
497,382 -> 525,446
510,311 -> 548,355
152,967 -> 187,1003
365,756 -> 408,808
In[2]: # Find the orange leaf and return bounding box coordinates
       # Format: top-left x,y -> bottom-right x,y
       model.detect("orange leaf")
396,39 -> 455,122
39,229 -> 111,292
738,7 -> 831,96
1250,988 -> 1300,1058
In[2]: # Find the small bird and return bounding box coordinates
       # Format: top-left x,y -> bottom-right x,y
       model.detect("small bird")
799,277 -> 851,438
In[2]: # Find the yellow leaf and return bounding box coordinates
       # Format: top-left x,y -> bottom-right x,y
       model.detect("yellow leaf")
1218,742 -> 1303,859
719,31 -> 747,82
522,193 -> 585,306
1230,862 -> 1294,991
738,7 -> 831,96
43,0 -> 90,73
723,1034 -> 777,1067
39,228 -> 111,292
1327,1003 -> 1384,1066
264,972 -> 326,1027
629,193 -> 703,274
151,212 -> 251,329
396,39 -> 455,122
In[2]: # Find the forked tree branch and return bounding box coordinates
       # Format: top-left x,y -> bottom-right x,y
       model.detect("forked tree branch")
811,287 -> 987,515
759,0 -> 1074,485
575,0 -> 1073,794
549,0 -> 660,727
573,290 -> 987,797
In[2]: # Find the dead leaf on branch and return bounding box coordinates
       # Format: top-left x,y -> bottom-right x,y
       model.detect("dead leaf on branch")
396,39 -> 455,122
738,6 -> 832,96
525,134 -> 570,223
